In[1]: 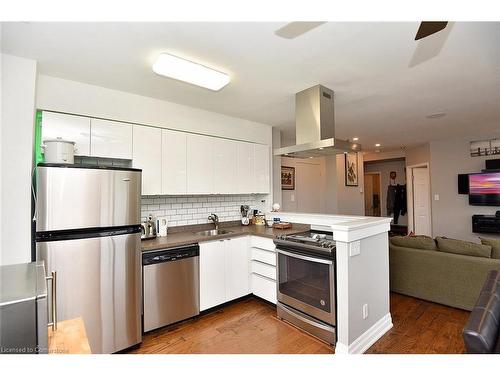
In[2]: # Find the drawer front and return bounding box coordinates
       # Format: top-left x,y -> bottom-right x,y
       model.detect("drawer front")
250,236 -> 276,252
251,274 -> 277,304
251,248 -> 276,266
251,260 -> 276,280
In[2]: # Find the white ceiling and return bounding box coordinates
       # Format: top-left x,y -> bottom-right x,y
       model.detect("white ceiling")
2,22 -> 499,151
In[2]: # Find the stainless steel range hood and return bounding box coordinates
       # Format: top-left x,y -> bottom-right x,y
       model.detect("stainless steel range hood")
274,85 -> 361,158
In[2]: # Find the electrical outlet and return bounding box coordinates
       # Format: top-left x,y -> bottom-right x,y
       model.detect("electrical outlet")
434,194 -> 440,201
291,194 -> 295,202
349,241 -> 361,257
362,304 -> 369,320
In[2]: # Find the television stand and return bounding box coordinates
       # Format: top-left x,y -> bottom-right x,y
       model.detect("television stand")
472,215 -> 500,234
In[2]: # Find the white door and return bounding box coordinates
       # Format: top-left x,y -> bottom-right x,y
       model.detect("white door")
90,118 -> 133,159
132,125 -> 162,196
162,129 -> 187,195
187,134 -> 214,194
42,111 -> 91,156
225,237 -> 250,301
254,144 -> 270,193
213,138 -> 237,194
236,142 -> 254,194
412,167 -> 432,236
199,240 -> 226,311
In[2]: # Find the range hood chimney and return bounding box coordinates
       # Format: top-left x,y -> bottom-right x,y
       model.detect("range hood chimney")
274,85 -> 361,158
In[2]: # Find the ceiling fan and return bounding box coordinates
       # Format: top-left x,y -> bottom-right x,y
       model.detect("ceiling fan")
274,21 -> 449,40
414,21 -> 448,40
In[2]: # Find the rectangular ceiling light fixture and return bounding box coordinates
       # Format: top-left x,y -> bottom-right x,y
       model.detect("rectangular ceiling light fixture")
152,53 -> 230,91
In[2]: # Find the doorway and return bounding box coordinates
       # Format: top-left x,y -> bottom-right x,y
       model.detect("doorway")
364,172 -> 381,216
407,164 -> 432,236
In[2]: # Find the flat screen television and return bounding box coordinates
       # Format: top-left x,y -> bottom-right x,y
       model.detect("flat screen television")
469,172 -> 500,206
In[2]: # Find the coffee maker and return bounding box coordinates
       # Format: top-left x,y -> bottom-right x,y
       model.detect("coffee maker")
240,205 -> 250,226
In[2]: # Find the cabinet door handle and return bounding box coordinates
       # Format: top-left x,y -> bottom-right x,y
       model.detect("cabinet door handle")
46,271 -> 58,331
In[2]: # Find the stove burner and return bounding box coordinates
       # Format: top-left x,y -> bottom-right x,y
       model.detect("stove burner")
276,231 -> 336,253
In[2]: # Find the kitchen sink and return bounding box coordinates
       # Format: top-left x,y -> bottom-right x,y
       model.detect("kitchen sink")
195,229 -> 233,236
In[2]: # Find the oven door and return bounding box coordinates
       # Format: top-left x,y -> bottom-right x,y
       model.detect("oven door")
276,248 -> 335,325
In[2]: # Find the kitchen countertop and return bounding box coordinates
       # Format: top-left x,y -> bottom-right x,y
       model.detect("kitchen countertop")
141,223 -> 310,252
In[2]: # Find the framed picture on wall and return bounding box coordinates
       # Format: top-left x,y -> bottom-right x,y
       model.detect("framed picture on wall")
281,166 -> 295,190
345,153 -> 359,186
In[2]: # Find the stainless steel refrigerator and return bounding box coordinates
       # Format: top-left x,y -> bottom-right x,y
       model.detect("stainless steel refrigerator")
35,164 -> 142,354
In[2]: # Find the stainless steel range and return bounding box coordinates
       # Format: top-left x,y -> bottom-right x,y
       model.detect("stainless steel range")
274,231 -> 336,345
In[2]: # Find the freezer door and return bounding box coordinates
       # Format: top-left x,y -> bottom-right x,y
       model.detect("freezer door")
36,233 -> 142,353
36,166 -> 141,232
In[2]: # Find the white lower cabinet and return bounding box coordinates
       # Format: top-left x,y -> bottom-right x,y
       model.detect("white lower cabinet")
225,237 -> 250,301
251,274 -> 277,304
199,236 -> 250,311
200,240 -> 227,311
249,236 -> 277,304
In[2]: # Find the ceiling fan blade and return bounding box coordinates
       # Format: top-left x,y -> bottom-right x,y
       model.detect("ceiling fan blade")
275,22 -> 326,39
415,21 -> 448,40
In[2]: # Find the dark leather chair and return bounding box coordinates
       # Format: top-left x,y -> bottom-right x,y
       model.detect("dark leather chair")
463,270 -> 500,353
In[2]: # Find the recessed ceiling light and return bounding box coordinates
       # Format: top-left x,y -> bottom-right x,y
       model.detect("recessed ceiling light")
309,156 -> 314,159
426,112 -> 446,119
375,143 -> 381,147
152,53 -> 230,91
353,137 -> 359,141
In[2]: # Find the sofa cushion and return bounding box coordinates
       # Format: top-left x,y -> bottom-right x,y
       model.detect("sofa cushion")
480,237 -> 500,260
436,237 -> 492,258
390,235 -> 437,250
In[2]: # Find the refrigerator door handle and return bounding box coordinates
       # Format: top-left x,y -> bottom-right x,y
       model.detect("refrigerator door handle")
45,271 -> 58,331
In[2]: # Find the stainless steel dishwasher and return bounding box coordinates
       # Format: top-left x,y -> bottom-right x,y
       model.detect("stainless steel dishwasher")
142,244 -> 200,332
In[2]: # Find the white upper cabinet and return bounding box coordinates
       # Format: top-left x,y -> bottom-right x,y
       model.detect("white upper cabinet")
41,111 -> 91,156
225,237 -> 250,301
236,142 -> 255,194
213,138 -> 237,194
162,129 -> 187,195
132,125 -> 162,196
186,134 -> 214,194
90,118 -> 133,159
254,143 -> 270,194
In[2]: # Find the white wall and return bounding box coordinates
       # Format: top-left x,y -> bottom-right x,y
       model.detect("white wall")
429,132 -> 500,243
281,157 -> 327,213
280,153 -> 364,216
36,75 -> 272,146
364,159 -> 407,225
406,143 -> 431,167
1,54 -> 37,265
335,153 -> 365,216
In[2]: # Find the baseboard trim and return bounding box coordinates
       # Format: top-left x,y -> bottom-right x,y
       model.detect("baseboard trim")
336,313 -> 393,354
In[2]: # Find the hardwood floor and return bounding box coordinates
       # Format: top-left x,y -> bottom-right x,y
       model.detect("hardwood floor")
367,293 -> 470,354
130,297 -> 333,354
128,293 -> 470,354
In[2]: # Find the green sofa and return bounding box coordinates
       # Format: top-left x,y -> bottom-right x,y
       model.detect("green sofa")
389,236 -> 500,311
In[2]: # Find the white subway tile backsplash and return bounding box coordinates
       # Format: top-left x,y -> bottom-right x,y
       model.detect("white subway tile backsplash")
141,194 -> 268,227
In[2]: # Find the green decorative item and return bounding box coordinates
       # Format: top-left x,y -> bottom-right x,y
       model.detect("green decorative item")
34,110 -> 44,165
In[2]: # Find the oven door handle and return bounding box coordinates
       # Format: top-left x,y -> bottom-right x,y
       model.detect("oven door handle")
276,248 -> 333,265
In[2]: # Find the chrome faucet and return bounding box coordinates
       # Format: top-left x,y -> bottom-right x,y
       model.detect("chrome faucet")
208,213 -> 219,230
